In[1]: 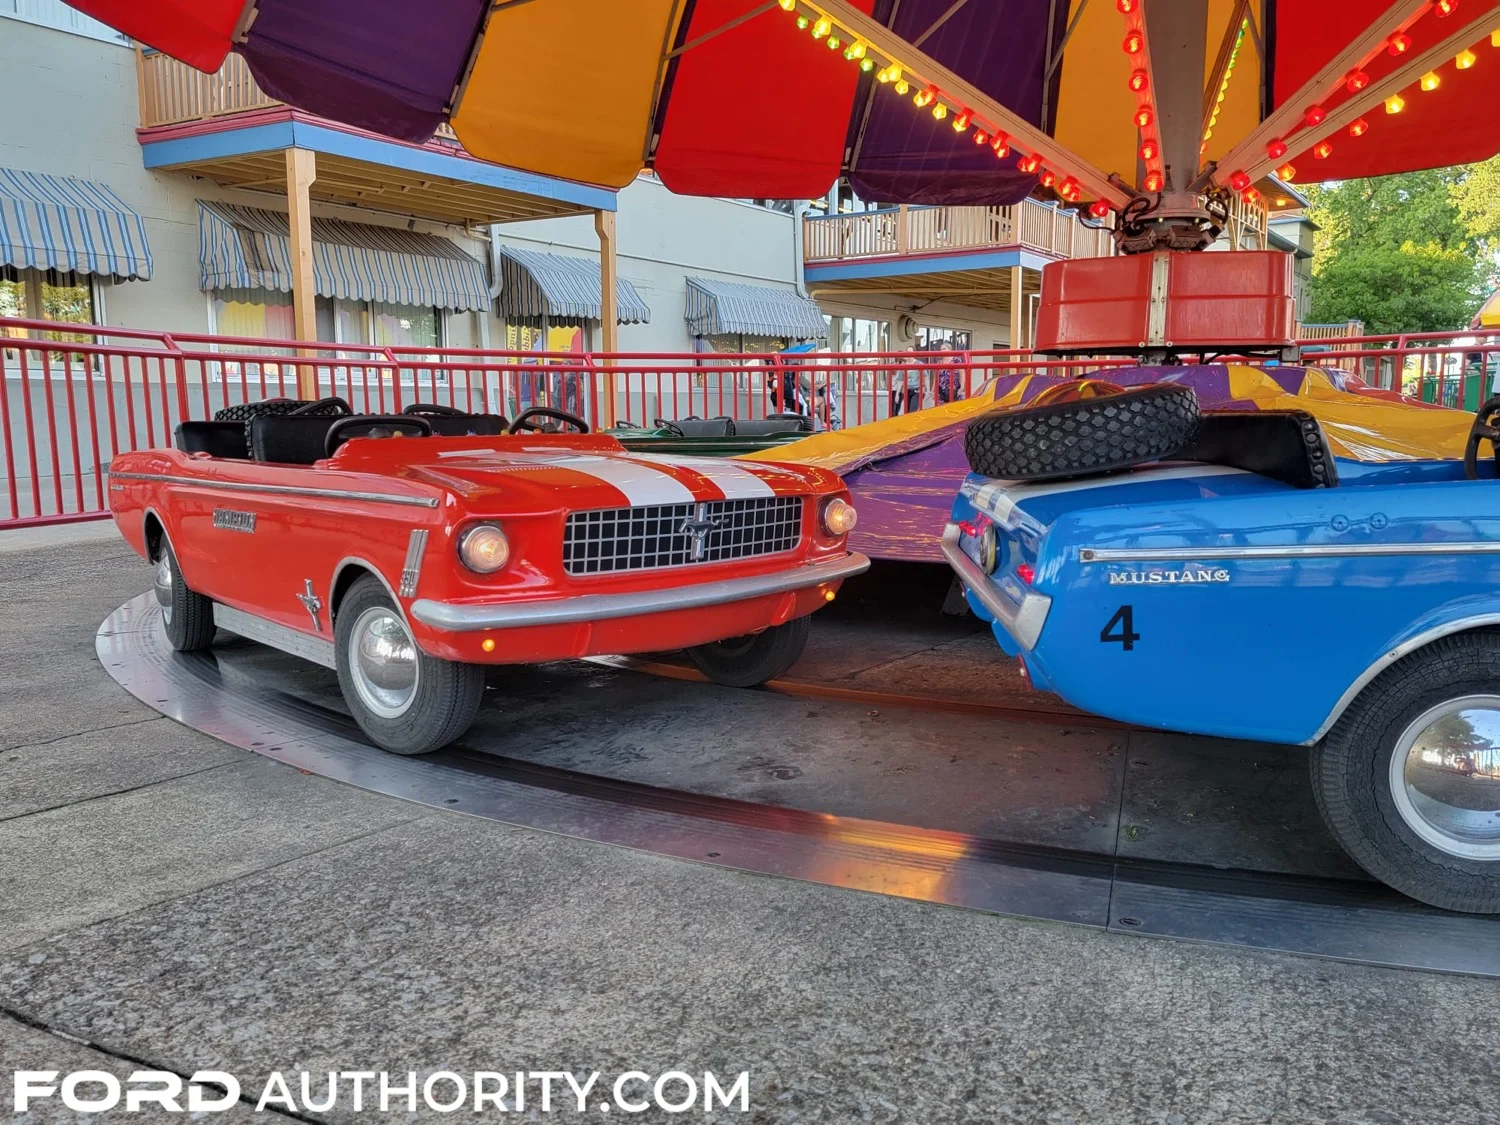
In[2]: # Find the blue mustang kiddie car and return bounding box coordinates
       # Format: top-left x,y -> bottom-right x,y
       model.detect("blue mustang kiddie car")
947,381 -> 1500,914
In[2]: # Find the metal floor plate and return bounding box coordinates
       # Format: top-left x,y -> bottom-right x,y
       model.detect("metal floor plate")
99,594 -> 1500,977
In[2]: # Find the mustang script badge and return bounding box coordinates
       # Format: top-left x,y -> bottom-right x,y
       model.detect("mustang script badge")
1108,567 -> 1230,586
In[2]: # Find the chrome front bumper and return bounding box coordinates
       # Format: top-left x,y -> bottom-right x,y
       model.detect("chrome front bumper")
940,522 -> 1051,650
409,552 -> 872,633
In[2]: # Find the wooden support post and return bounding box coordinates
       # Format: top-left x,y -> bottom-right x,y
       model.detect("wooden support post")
285,147 -> 318,398
594,208 -> 619,427
1009,265 -> 1025,355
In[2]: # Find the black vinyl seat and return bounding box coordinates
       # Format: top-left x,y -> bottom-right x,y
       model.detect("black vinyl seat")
423,413 -> 506,437
1182,410 -> 1339,489
734,417 -> 813,437
175,421 -> 252,459
249,415 -> 342,464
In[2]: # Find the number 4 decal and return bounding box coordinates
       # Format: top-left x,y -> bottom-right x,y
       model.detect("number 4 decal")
1101,605 -> 1140,651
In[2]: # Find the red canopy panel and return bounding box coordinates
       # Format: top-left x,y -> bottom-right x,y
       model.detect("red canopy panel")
1272,0 -> 1500,180
67,0 -> 242,72
653,0 -> 876,199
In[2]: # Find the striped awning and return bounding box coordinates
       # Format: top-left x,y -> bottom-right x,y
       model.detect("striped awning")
684,276 -> 827,339
197,201 -> 489,311
497,245 -> 650,327
0,168 -> 152,281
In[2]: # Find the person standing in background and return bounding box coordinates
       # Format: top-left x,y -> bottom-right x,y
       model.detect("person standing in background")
889,347 -> 924,415
935,343 -> 966,405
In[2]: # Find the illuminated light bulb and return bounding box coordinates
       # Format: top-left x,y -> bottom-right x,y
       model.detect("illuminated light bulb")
1420,70 -> 1441,91
1144,170 -> 1164,192
1017,154 -> 1040,174
1128,69 -> 1149,93
1303,104 -> 1326,128
1117,0 -> 1137,11
1266,139 -> 1287,160
1457,48 -> 1477,68
1278,162 -> 1296,181
991,134 -> 1010,158
796,14 -> 809,28
811,16 -> 830,37
1388,32 -> 1411,55
1243,187 -> 1260,204
1346,69 -> 1370,93
1203,127 -> 1213,140
952,109 -> 971,131
860,56 -> 873,71
848,40 -> 866,58
1122,31 -> 1143,55
973,129 -> 989,145
1060,178 -> 1081,202
1275,197 -> 1289,206
1348,117 -> 1369,137
826,35 -> 840,49
1139,138 -> 1158,162
1039,168 -> 1057,189
1134,106 -> 1153,129
778,0 -> 795,9
1493,29 -> 1500,47
932,103 -> 947,120
1229,170 -> 1252,192
913,85 -> 935,107
1385,93 -> 1406,113
1313,140 -> 1333,159
894,78 -> 909,94
1435,0 -> 1457,15
1089,200 -> 1112,218
842,43 -> 854,58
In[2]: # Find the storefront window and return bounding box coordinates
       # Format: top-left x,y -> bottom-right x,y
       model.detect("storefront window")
1,270 -> 96,344
372,301 -> 440,351
915,326 -> 972,351
825,316 -> 891,353
704,334 -> 793,354
212,289 -> 295,349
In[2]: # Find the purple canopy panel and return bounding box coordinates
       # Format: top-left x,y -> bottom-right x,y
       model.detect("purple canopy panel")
846,0 -> 1067,206
844,366 -> 1320,563
239,0 -> 488,142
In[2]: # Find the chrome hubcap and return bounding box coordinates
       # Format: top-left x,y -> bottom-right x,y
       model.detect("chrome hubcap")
153,553 -> 174,624
1390,696 -> 1500,861
348,607 -> 419,719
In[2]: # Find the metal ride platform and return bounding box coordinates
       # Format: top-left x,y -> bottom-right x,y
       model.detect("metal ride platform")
98,587 -> 1500,978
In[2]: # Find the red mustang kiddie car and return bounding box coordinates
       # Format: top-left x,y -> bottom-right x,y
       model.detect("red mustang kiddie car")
108,400 -> 868,754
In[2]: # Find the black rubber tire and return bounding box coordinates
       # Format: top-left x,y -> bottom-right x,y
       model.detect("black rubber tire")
1311,632 -> 1500,914
686,615 -> 811,688
963,384 -> 1200,481
333,576 -> 485,755
158,540 -> 216,653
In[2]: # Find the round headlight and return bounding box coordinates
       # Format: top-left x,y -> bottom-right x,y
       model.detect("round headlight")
977,526 -> 999,574
458,523 -> 510,573
821,497 -> 858,536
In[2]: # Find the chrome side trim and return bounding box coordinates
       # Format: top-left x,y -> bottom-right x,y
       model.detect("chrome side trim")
940,523 -> 1051,651
399,529 -> 429,597
1081,542 -> 1500,563
213,603 -> 336,669
410,552 -> 871,633
1304,614 -> 1500,745
107,471 -> 439,509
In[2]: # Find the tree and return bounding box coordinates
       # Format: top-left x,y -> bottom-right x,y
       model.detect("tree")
1304,163 -> 1497,333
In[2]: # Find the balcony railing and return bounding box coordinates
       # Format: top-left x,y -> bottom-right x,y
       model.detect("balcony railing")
136,48 -> 460,141
804,200 -> 1117,264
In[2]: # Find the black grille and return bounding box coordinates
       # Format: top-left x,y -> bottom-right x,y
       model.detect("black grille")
563,496 -> 804,575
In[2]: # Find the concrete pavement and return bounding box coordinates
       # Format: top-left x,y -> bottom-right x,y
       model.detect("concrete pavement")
1,536 -> 1496,1123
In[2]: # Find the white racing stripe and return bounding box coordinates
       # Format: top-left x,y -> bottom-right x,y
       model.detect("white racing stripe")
965,464 -> 1250,522
632,454 -> 777,499
523,454 -> 696,506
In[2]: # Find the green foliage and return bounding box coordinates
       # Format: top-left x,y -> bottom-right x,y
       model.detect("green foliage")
1303,159 -> 1500,334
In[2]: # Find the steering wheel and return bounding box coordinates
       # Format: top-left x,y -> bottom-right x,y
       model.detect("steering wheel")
402,402 -> 468,416
325,414 -> 432,457
290,396 -> 352,417
652,418 -> 686,437
1464,395 -> 1500,480
509,406 -> 590,434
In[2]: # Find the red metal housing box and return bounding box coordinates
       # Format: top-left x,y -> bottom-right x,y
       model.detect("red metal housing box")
1034,250 -> 1297,354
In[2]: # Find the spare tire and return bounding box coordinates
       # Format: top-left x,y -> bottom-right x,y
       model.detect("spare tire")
963,384 -> 1200,482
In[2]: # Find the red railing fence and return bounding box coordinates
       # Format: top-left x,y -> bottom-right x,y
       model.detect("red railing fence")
3,315 -> 1499,528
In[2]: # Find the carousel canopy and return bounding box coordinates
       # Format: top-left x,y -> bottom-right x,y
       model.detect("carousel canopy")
68,0 -> 1500,214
